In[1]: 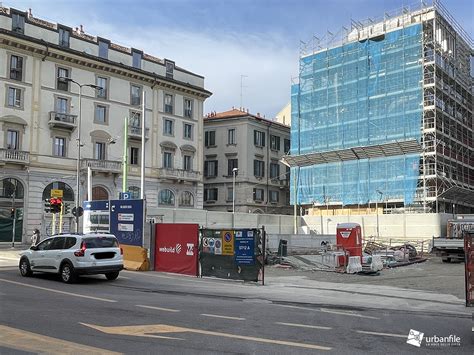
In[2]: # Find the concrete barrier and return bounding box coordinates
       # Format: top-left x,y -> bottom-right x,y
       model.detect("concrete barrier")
122,245 -> 149,271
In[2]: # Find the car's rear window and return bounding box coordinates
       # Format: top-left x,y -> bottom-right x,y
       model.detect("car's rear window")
83,237 -> 118,248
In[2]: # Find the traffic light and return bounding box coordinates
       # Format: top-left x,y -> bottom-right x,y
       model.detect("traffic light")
63,203 -> 70,215
44,199 -> 52,213
10,208 -> 15,219
50,198 -> 63,214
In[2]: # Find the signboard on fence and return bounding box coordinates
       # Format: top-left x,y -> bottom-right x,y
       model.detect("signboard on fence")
235,229 -> 255,265
222,231 -> 234,255
109,199 -> 144,246
155,223 -> 198,276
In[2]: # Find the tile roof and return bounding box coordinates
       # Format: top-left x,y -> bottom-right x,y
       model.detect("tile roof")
204,108 -> 290,128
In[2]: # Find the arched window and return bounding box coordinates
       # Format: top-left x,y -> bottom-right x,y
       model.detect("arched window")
0,178 -> 24,199
42,182 -> 74,201
128,186 -> 140,199
92,186 -> 109,201
253,209 -> 264,214
179,191 -> 194,207
159,189 -> 175,206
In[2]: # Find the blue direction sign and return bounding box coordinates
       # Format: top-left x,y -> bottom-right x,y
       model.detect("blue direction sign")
109,199 -> 144,246
119,192 -> 132,200
234,229 -> 255,265
83,200 -> 109,211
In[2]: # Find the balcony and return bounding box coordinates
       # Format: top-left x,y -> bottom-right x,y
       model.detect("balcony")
158,168 -> 201,181
0,149 -> 30,166
49,111 -> 77,130
81,159 -> 122,174
128,125 -> 149,140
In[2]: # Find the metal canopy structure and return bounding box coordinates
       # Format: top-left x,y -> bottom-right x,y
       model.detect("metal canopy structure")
438,187 -> 474,207
282,139 -> 422,167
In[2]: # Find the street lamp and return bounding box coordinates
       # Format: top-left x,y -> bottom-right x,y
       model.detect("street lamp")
326,218 -> 332,235
376,189 -> 383,239
232,168 -> 238,229
59,77 -> 102,232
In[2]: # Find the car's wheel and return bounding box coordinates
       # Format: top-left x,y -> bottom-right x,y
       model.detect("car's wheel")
105,271 -> 120,281
19,258 -> 33,277
60,262 -> 77,283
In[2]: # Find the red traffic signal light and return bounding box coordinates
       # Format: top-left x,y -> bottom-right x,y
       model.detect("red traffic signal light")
49,197 -> 63,213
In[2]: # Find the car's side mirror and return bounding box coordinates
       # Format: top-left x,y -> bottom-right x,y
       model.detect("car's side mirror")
30,246 -> 38,251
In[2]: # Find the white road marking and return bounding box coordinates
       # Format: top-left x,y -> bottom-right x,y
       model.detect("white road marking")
319,308 -> 379,319
136,304 -> 181,313
356,330 -> 407,338
0,278 -> 117,303
201,313 -> 245,321
276,322 -> 332,330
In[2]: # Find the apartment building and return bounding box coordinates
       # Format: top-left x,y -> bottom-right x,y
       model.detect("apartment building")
0,6 -> 211,242
285,1 -> 473,215
203,108 -> 291,215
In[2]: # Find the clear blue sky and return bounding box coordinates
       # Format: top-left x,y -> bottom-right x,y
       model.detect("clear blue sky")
9,0 -> 474,118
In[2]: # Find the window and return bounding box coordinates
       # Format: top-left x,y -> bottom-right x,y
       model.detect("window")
227,188 -> 234,202
9,55 -> 23,81
129,112 -> 141,128
7,130 -> 19,150
53,137 -> 66,157
285,166 -> 291,182
179,191 -> 194,207
165,59 -> 174,79
254,160 -> 265,178
130,85 -> 141,105
56,97 -> 68,113
12,13 -> 25,33
253,188 -> 264,201
96,77 -> 108,99
163,152 -> 173,168
227,159 -> 238,176
130,147 -> 139,165
204,188 -> 218,202
59,28 -> 70,47
129,186 -> 140,199
205,131 -> 216,147
50,237 -> 66,250
184,123 -> 193,139
7,87 -> 22,108
254,130 -> 265,147
159,189 -> 175,206
132,50 -> 142,69
95,105 -> 107,124
37,238 -> 54,251
270,135 -> 281,151
57,68 -> 69,91
270,191 -> 279,203
98,40 -> 109,59
284,138 -> 291,153
184,98 -> 193,118
164,94 -> 173,114
228,128 -> 236,145
64,237 -> 77,249
270,162 -> 280,179
164,119 -> 174,136
94,142 -> 106,160
183,155 -> 192,171
204,160 -> 218,177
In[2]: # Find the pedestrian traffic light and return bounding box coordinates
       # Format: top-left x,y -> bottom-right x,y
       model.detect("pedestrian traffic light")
63,203 -> 70,215
10,208 -> 15,219
44,199 -> 52,213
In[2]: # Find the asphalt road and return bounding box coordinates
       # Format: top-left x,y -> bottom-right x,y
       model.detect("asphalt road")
0,266 -> 472,354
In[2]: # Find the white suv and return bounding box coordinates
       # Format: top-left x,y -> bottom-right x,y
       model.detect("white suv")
19,233 -> 124,283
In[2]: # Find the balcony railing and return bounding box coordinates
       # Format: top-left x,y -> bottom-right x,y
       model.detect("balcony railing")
49,111 -> 77,130
0,149 -> 30,165
128,125 -> 149,140
158,168 -> 201,181
81,159 -> 122,173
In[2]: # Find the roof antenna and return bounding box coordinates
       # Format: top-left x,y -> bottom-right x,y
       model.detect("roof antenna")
240,74 -> 248,109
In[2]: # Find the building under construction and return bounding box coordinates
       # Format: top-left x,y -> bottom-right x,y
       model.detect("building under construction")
285,0 -> 473,215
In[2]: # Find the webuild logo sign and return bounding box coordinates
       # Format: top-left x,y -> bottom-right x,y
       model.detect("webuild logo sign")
155,224 -> 198,276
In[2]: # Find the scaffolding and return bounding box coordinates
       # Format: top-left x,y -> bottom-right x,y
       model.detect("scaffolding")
288,0 -> 473,214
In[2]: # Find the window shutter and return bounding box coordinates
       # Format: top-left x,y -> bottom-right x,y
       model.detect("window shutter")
254,130 -> 257,145
205,132 -> 208,147
204,161 -> 208,176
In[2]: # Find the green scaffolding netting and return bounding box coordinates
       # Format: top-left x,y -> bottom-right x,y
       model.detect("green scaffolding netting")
291,23 -> 423,206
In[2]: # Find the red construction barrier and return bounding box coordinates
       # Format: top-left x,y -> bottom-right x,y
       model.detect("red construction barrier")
155,223 -> 198,276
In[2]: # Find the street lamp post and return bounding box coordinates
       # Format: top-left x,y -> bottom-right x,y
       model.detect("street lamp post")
376,189 -> 383,239
60,78 -> 101,232
232,168 -> 238,229
326,218 -> 332,235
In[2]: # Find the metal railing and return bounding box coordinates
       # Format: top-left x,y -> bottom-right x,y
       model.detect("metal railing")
158,168 -> 200,180
49,111 -> 77,125
128,125 -> 149,138
81,159 -> 122,172
0,149 -> 30,164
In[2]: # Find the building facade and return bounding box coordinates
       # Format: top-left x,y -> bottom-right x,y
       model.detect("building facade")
0,6 -> 211,242
286,1 -> 473,215
203,108 -> 291,214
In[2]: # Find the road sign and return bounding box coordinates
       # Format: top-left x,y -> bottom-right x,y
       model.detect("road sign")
109,199 -> 144,246
221,231 -> 234,255
214,238 -> 222,255
50,189 -> 63,198
119,192 -> 132,200
234,230 -> 255,265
